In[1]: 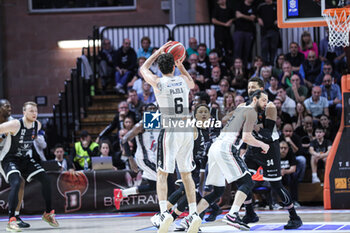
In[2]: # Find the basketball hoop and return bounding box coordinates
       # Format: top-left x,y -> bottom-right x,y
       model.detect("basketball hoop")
323,7 -> 350,48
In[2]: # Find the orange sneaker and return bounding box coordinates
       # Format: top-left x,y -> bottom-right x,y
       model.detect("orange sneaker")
42,210 -> 59,227
6,217 -> 21,232
114,189 -> 124,210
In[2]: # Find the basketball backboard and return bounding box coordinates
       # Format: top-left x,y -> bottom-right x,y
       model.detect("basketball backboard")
277,0 -> 349,28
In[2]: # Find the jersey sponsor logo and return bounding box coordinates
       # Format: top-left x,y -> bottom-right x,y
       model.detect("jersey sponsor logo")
167,82 -> 182,88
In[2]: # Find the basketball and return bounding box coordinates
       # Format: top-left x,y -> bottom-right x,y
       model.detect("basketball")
165,41 -> 186,62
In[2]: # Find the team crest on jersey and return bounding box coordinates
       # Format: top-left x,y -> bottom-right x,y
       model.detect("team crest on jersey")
143,111 -> 161,129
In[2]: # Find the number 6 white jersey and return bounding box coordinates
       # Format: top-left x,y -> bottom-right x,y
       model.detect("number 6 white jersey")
155,75 -> 190,117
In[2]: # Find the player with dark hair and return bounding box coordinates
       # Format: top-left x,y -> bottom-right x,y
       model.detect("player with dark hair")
181,90 -> 270,231
140,42 -> 201,233
0,102 -> 59,231
242,78 -> 303,229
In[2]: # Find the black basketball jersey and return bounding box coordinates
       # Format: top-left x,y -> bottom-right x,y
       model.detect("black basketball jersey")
193,127 -> 210,163
7,119 -> 38,158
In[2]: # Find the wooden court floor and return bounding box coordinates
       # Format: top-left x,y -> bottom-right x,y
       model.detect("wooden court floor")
1,208 -> 350,232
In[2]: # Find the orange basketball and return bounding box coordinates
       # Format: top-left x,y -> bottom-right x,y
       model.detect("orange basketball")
165,41 -> 186,62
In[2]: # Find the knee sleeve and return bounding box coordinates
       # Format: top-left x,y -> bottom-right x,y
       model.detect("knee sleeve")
236,174 -> 254,196
203,186 -> 225,205
270,181 -> 293,206
168,184 -> 185,205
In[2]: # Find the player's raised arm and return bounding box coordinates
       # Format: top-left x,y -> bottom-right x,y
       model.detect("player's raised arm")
0,119 -> 20,135
140,41 -> 173,88
175,58 -> 195,89
242,108 -> 269,153
122,121 -> 144,144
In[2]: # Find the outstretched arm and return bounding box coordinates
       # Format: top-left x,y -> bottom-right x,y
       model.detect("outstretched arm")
122,121 -> 144,144
0,120 -> 20,135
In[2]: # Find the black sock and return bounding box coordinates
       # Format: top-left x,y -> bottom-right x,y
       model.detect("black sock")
199,211 -> 205,219
171,211 -> 179,220
288,207 -> 299,219
211,203 -> 220,211
245,203 -> 255,216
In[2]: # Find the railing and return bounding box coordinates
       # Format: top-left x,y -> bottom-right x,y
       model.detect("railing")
52,58 -> 91,145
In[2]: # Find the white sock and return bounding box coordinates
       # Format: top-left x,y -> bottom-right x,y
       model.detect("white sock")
229,204 -> 241,215
122,187 -> 138,197
188,202 -> 197,215
312,173 -> 318,178
15,211 -> 20,216
159,200 -> 168,213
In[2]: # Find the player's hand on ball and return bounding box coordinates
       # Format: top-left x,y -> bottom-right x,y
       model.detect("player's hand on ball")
175,57 -> 184,67
159,41 -> 173,53
261,143 -> 270,154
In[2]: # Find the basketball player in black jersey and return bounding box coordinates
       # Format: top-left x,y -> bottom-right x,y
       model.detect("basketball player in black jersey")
0,99 -> 30,229
242,77 -> 302,229
0,102 -> 58,231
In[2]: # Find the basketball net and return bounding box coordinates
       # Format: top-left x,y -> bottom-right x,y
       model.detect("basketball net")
323,0 -> 350,48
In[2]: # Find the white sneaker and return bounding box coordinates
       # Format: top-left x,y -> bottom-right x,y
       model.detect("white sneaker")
186,213 -> 202,233
312,176 -> 321,184
175,217 -> 189,231
157,211 -> 173,233
150,212 -> 160,228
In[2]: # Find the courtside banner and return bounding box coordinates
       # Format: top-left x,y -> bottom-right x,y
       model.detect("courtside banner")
0,170 -> 158,214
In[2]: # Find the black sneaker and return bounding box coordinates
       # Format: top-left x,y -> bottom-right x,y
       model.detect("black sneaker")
222,213 -> 250,231
284,216 -> 303,229
242,213 -> 259,224
15,216 -> 30,228
205,208 -> 223,222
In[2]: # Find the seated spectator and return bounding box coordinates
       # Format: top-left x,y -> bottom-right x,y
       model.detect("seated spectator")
98,140 -> 119,170
272,54 -> 285,78
114,38 -> 137,94
321,74 -> 342,118
71,130 -> 99,170
294,115 -> 314,154
209,51 -> 227,77
229,57 -> 247,80
53,144 -> 73,171
217,79 -> 230,97
98,38 -> 117,91
304,86 -> 329,119
279,141 -> 299,207
197,43 -> 211,74
223,92 -> 235,114
131,57 -> 147,94
138,81 -> 155,104
123,116 -> 135,131
285,42 -> 305,72
292,102 -> 308,129
208,88 -> 222,109
276,115 -> 283,136
279,60 -> 300,88
207,67 -> 222,91
273,97 -> 292,124
260,65 -> 273,89
286,74 -> 308,103
187,54 -> 209,77
315,61 -> 341,86
249,56 -> 264,79
266,76 -> 279,101
309,127 -> 332,183
319,114 -> 337,141
277,86 -> 296,117
96,101 -> 136,144
137,36 -> 152,58
299,50 -> 322,89
299,31 -> 319,59
234,95 -> 245,107
187,37 -> 199,56
279,124 -> 307,183
127,89 -> 144,121
231,75 -> 248,99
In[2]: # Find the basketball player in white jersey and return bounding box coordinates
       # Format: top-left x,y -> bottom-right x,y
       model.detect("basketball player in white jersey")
114,104 -> 158,208
184,90 -> 270,231
140,42 -> 201,233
